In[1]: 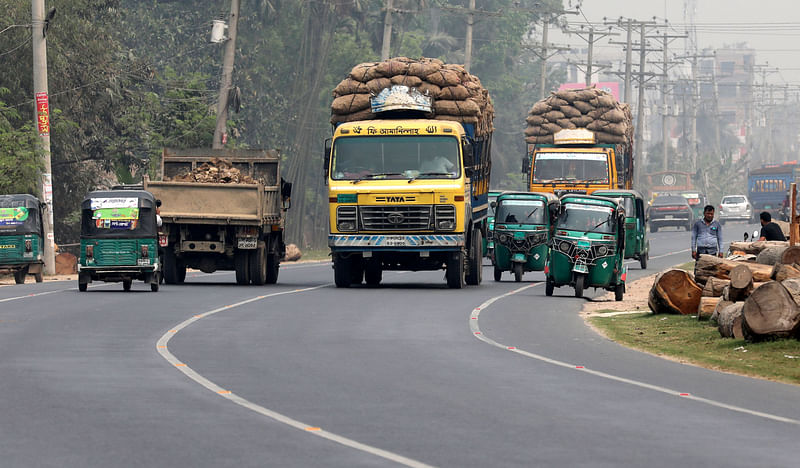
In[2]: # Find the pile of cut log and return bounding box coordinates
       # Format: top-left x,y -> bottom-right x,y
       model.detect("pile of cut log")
650,240 -> 800,341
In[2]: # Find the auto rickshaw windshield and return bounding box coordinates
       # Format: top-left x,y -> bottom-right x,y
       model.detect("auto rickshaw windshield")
559,203 -> 616,234
0,205 -> 40,235
496,199 -> 546,225
81,197 -> 156,238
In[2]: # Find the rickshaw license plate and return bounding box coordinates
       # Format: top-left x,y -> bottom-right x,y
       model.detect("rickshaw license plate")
238,238 -> 258,249
573,264 -> 588,273
383,236 -> 407,246
138,258 -> 150,266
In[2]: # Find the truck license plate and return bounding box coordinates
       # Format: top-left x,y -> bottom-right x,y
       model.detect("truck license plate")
383,236 -> 407,247
238,238 -> 258,249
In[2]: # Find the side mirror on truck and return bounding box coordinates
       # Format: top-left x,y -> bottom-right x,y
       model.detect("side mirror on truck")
323,138 -> 332,184
521,156 -> 530,174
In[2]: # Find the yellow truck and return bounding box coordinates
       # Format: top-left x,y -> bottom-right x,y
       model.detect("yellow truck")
326,84 -> 492,288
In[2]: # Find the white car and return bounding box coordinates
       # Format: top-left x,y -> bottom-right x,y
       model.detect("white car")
718,195 -> 752,224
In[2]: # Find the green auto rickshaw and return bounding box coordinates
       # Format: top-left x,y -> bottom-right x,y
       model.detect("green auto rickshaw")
593,189 -> 649,269
492,192 -> 559,282
545,194 -> 627,300
0,194 -> 44,284
78,190 -> 160,292
483,190 -> 502,260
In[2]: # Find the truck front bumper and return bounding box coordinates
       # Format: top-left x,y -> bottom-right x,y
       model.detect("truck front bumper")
329,234 -> 464,251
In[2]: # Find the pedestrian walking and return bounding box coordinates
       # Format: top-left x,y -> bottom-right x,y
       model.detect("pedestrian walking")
692,204 -> 723,263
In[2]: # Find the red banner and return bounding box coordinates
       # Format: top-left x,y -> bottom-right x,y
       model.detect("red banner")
35,92 -> 50,136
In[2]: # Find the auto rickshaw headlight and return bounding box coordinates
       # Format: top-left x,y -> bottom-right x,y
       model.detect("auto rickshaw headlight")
24,240 -> 32,252
86,245 -> 94,258
498,233 -> 508,243
559,241 -> 570,253
596,245 -> 608,256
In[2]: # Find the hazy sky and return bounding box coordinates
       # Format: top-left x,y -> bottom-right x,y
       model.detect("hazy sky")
553,0 -> 800,85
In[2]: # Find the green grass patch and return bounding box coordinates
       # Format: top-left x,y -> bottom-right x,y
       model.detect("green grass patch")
590,313 -> 800,385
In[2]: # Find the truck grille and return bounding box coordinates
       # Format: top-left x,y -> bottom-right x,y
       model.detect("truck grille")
360,205 -> 432,231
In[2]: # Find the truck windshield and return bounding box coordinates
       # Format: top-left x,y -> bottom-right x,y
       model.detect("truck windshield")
532,152 -> 609,183
558,203 -> 615,234
331,136 -> 460,180
496,200 -> 545,225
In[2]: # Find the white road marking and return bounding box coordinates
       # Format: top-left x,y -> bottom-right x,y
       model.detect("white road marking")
156,284 -> 436,468
469,282 -> 800,426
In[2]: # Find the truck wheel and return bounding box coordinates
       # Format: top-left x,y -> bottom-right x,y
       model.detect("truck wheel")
123,279 -> 132,291
334,255 -> 352,288
545,278 -> 554,296
365,261 -> 382,286
350,259 -> 364,285
235,250 -> 250,285
513,263 -> 523,282
494,265 -> 502,282
13,266 -> 28,284
163,248 -> 179,284
466,229 -> 483,285
574,274 -> 585,298
265,253 -> 279,284
250,243 -> 268,285
446,252 -> 465,289
177,260 -> 186,283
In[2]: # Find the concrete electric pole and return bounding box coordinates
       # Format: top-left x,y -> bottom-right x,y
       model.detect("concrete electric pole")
31,0 -> 55,276
213,0 -> 240,149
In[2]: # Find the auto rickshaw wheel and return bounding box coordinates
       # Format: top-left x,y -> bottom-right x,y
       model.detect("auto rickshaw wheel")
78,282 -> 88,292
574,274 -> 585,298
151,277 -> 160,292
513,263 -> 523,282
234,249 -> 250,285
13,266 -> 27,284
640,252 -> 648,269
123,279 -> 132,291
446,251 -> 465,289
493,265 -> 502,282
334,254 -> 352,288
650,224 -> 658,233
545,278 -> 554,296
34,271 -> 43,283
615,283 -> 624,301
466,229 -> 482,286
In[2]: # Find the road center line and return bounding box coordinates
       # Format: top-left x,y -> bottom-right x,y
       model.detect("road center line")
469,282 -> 800,426
156,284 -> 435,468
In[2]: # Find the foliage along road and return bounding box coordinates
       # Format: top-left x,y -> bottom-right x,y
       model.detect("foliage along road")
1,223 -> 799,467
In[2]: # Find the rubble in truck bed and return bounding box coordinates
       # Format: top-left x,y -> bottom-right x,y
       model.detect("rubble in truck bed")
166,158 -> 258,184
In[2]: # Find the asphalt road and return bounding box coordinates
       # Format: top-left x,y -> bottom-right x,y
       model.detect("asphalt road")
2,220 -> 799,467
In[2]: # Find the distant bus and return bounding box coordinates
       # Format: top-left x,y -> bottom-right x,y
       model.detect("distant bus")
747,163 -> 800,221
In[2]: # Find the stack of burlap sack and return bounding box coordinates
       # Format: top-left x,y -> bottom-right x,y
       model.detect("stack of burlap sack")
331,57 -> 494,136
524,87 -> 632,147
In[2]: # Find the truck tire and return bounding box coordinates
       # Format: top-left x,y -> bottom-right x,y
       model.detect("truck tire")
235,250 -> 250,285
163,248 -> 180,284
177,260 -> 186,283
265,253 -> 279,284
365,260 -> 382,286
350,259 -> 364,285
250,242 -> 268,285
334,254 -> 352,288
446,251 -> 465,289
466,229 -> 482,285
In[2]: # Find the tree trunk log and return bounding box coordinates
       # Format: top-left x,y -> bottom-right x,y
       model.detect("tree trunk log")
740,281 -> 800,341
718,303 -> 745,338
756,246 -> 788,265
694,255 -> 773,285
780,246 -> 800,265
702,277 -> 729,297
698,297 -> 721,320
771,263 -> 800,282
729,241 -> 788,255
727,264 -> 754,301
648,269 -> 703,315
780,277 -> 800,306
710,299 -> 733,323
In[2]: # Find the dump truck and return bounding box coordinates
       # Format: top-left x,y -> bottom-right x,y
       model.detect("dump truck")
326,57 -> 493,288
522,87 -> 634,196
143,148 -> 290,285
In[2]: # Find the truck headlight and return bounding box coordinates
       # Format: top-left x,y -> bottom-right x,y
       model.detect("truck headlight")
336,206 -> 357,232
434,204 -> 456,231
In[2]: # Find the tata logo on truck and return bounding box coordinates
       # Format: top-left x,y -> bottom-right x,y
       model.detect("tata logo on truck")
375,196 -> 416,203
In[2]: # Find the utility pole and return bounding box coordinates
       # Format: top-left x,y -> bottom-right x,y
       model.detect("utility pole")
32,0 -> 55,276
624,18 -> 633,103
213,0 -> 240,149
562,24 -> 617,86
650,29 -> 687,172
464,0 -> 475,72
540,21 -> 548,99
380,0 -> 394,61
531,19 -> 571,99
635,23 -> 646,182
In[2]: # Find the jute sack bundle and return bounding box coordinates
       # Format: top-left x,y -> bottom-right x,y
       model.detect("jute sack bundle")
434,99 -> 480,116
390,74 -> 423,87
333,78 -> 370,96
349,62 -> 382,82
439,85 -> 470,100
426,69 -> 463,87
375,59 -> 410,77
331,94 -> 370,115
331,108 -> 373,124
